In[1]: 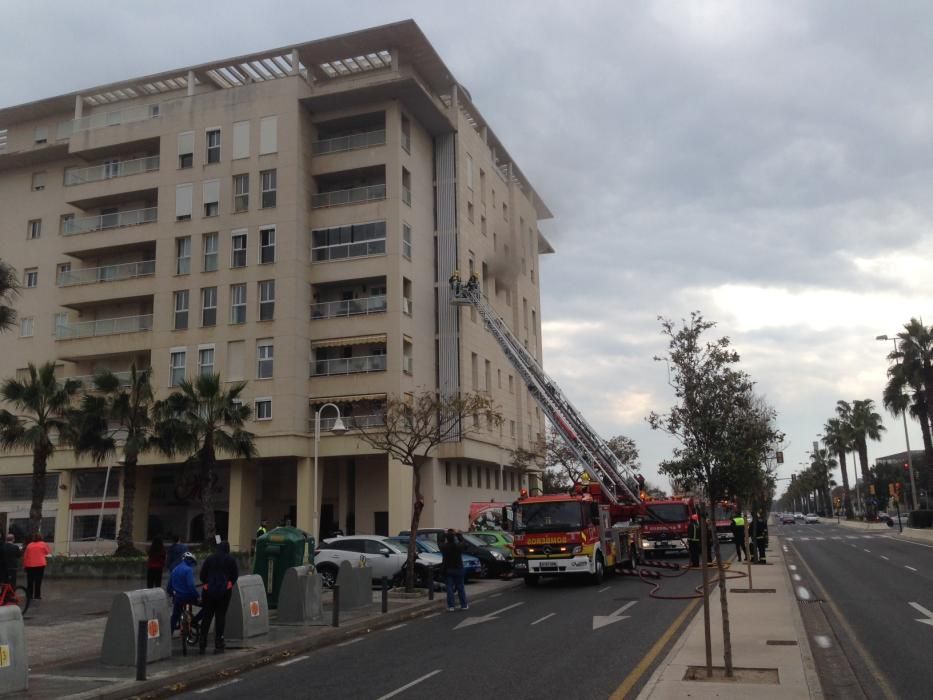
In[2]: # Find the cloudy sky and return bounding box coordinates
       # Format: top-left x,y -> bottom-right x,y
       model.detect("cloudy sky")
2,1 -> 929,495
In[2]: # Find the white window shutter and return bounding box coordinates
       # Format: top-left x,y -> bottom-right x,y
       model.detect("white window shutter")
233,121 -> 250,159
175,184 -> 193,218
177,131 -> 194,156
202,179 -> 220,205
259,116 -> 277,154
227,340 -> 245,380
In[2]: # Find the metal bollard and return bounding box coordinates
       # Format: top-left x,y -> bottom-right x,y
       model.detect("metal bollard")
135,620 -> 147,681
332,584 -> 340,627
427,566 -> 434,600
381,577 -> 389,614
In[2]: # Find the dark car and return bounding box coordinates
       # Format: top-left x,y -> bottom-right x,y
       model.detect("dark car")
780,513 -> 795,525
399,529 -> 512,578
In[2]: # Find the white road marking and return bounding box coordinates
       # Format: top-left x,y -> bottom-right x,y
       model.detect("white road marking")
788,564 -> 797,571
861,535 -> 874,539
909,602 -> 933,627
786,537 -> 794,542
792,574 -> 802,582
905,565 -> 918,572
797,586 -> 812,601
30,675 -> 123,682
454,601 -> 524,630
531,612 -> 556,626
881,556 -> 889,560
385,623 -> 407,631
376,669 -> 443,700
276,655 -> 309,667
196,679 -> 241,694
816,537 -> 826,541
593,600 -> 638,631
598,586 -> 611,593
337,637 -> 363,647
832,537 -> 843,540
864,548 -> 871,553
800,537 -> 811,541
814,635 -> 833,649
846,536 -> 858,540
885,537 -> 933,549
782,546 -> 789,552
424,612 -> 440,619
488,592 -> 503,598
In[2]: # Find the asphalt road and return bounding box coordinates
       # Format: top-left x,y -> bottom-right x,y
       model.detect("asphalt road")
779,521 -> 933,700
174,567 -> 703,700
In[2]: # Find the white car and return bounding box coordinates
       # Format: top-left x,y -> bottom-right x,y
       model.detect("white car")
804,513 -> 819,524
314,535 -> 435,588
794,512 -> 805,521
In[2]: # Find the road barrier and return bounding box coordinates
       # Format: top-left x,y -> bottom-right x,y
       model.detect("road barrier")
100,589 -> 171,667
277,566 -> 324,624
226,575 -> 270,640
336,560 -> 373,610
0,606 -> 27,695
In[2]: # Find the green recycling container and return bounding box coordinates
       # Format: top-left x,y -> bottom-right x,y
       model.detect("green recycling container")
252,526 -> 309,608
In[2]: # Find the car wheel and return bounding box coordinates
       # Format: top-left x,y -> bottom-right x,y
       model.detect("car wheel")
524,574 -> 540,587
590,553 -> 605,585
316,564 -> 338,589
480,563 -> 490,579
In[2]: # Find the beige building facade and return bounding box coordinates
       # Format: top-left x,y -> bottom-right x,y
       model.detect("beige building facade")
0,20 -> 553,553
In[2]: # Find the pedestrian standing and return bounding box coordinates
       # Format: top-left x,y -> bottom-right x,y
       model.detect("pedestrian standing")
255,519 -> 269,539
146,537 -> 166,588
753,513 -> 768,564
165,535 -> 186,573
23,533 -> 51,600
687,514 -> 701,567
440,529 -> 468,611
731,513 -> 746,561
2,534 -> 21,587
199,541 -> 239,654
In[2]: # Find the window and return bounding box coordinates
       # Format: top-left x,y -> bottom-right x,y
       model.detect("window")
175,236 -> 191,275
495,470 -> 500,490
532,309 -> 537,336
201,287 -> 217,327
257,340 -> 273,378
510,420 -> 516,438
445,462 -> 451,486
31,172 -> 46,191
175,183 -> 193,221
311,220 -> 387,262
401,167 -> 411,206
401,114 -> 411,153
56,263 -> 71,285
169,350 -> 186,387
260,169 -> 276,208
509,374 -> 514,394
255,398 -> 272,420
19,317 -> 34,338
486,468 -> 491,489
259,116 -> 278,154
485,359 -> 492,390
198,347 -> 215,376
202,232 -> 218,272
73,514 -> 116,541
233,174 -> 249,212
34,126 -> 48,144
177,131 -> 194,168
503,203 -> 509,220
227,340 -> 245,380
258,280 -> 275,321
231,230 -> 247,267
402,223 -> 412,259
466,154 -> 473,189
259,226 -> 276,264
203,179 -> 219,217
481,215 -> 487,236
467,201 -> 474,222
206,128 -> 221,164
173,290 -> 189,330
230,283 -> 246,324
456,464 -> 462,487
27,219 -> 41,239
54,312 -> 68,336
24,268 -> 37,288
467,465 -> 473,487
232,120 -> 249,159
480,170 -> 486,203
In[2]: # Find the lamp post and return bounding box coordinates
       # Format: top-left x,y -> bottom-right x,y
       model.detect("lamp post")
876,334 -> 918,511
313,403 -> 347,542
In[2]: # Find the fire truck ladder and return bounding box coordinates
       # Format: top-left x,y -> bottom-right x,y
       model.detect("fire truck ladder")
449,272 -> 641,507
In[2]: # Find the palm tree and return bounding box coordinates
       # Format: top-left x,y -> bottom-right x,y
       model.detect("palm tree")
823,417 -> 855,519
840,399 -> 886,518
886,331 -> 933,494
0,258 -> 18,333
154,374 -> 256,547
809,448 -> 836,513
0,363 -> 80,536
72,365 -> 155,556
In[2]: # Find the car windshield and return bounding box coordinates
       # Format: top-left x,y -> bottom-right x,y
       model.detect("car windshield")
713,505 -> 736,521
516,501 -> 584,533
462,534 -> 486,547
388,537 -> 436,553
646,503 -> 689,523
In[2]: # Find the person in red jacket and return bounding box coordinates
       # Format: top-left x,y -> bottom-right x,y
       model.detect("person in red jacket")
23,533 -> 52,600
146,537 -> 166,588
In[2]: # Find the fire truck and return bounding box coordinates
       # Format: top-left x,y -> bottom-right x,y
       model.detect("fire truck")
450,273 -> 643,585
637,496 -> 697,555
713,501 -> 738,544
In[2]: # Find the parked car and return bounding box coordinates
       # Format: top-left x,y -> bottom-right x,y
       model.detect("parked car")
794,512 -> 805,521
804,513 -> 820,524
386,536 -> 482,580
314,535 -> 435,588
781,513 -> 796,525
469,530 -> 514,550
399,529 -> 513,577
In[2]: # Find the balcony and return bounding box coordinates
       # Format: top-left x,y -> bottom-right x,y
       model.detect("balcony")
312,129 -> 386,156
311,354 -> 387,377
69,370 -> 134,387
319,413 -> 386,431
311,295 -> 387,320
64,155 -> 160,186
58,260 -> 155,287
72,103 -> 161,133
311,184 -> 386,209
55,314 -> 153,340
62,207 -> 157,236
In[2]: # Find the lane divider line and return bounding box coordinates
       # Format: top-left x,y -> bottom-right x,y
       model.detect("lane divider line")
337,638 -> 363,648
376,669 -> 443,700
796,586 -> 812,600
792,574 -> 802,582
905,565 -> 918,572
276,655 -> 309,667
531,612 -> 556,626
385,623 -> 407,631
864,549 -> 871,553
598,586 -> 611,593
881,556 -> 889,561
813,635 -> 832,649
196,679 -> 241,694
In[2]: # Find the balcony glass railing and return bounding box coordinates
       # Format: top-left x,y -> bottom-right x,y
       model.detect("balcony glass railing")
57,260 -> 156,287
318,413 -> 386,431
64,155 -> 160,186
311,295 -> 387,320
62,207 -> 157,236
69,370 -> 135,387
55,314 -> 153,340
311,184 -> 386,209
72,103 -> 161,133
311,354 -> 387,376
312,129 -> 386,155
311,238 -> 386,262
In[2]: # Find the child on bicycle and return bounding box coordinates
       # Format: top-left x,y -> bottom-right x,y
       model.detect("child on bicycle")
168,552 -> 201,633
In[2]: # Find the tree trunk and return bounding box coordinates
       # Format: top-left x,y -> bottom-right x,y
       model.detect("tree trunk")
857,443 -> 873,518
201,442 -> 217,548
711,516 -> 733,676
28,446 -> 50,538
837,451 -> 854,519
115,456 -> 140,557
918,402 -> 933,498
404,463 -> 425,592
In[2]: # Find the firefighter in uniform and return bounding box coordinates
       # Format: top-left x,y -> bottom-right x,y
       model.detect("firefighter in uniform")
753,513 -> 768,564
687,514 -> 701,567
731,513 -> 746,561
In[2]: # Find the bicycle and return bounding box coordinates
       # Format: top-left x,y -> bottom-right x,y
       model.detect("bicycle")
178,599 -> 201,656
0,581 -> 30,616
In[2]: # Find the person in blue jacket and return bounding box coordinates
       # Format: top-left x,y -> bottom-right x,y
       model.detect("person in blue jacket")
168,552 -> 201,632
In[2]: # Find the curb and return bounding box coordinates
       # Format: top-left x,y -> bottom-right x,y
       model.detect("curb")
60,581 -> 521,700
776,542 -> 823,699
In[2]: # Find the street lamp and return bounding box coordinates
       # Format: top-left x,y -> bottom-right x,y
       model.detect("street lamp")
313,403 -> 347,542
876,334 -> 918,511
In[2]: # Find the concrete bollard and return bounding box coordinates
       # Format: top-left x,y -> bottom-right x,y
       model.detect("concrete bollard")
332,584 -> 340,627
0,606 -> 28,695
337,561 -> 373,610
226,574 -> 270,641
100,589 -> 171,667
277,566 -> 324,624
381,577 -> 389,613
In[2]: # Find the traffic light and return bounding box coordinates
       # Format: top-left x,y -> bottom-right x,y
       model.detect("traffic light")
904,462 -> 910,474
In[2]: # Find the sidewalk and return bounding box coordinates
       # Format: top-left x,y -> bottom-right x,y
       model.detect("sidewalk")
637,543 -> 821,699
12,577 -> 520,700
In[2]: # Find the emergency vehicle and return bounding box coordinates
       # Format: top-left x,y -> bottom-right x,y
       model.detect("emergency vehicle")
637,496 -> 696,555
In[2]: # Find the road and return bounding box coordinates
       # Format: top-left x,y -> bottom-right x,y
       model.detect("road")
779,520 -> 933,700
174,568 -> 703,700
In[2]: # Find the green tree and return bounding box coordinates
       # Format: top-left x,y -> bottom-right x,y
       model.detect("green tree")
0,259 -> 18,333
72,365 -> 156,556
0,363 -> 80,537
808,448 -> 837,514
838,399 -> 885,516
154,374 -> 256,547
823,417 -> 855,519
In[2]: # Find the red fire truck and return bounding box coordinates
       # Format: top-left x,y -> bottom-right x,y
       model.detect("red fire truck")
637,496 -> 697,555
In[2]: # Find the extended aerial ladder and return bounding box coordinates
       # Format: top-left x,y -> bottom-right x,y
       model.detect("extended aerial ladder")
449,272 -> 642,507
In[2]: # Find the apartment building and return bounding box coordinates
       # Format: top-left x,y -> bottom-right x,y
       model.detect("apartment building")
0,20 -> 554,553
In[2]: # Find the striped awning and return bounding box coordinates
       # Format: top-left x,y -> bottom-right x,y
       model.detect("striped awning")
309,393 -> 386,404
311,334 -> 386,349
